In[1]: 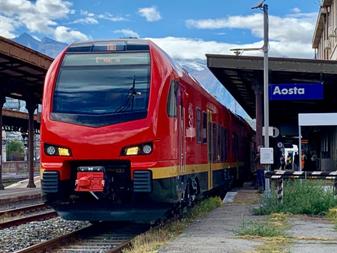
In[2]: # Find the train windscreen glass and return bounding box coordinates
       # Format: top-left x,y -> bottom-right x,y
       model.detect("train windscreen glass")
52,52 -> 150,127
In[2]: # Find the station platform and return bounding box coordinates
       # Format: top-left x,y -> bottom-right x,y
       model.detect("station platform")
159,186 -> 337,253
0,177 -> 42,209
159,187 -> 262,253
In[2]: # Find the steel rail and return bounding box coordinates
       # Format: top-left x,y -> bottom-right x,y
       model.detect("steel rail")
0,203 -> 47,217
0,209 -> 57,229
14,223 -> 146,253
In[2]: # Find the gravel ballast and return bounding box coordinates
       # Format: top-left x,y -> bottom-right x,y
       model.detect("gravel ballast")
0,217 -> 90,252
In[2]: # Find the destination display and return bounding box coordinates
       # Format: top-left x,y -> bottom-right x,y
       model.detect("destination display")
269,83 -> 324,101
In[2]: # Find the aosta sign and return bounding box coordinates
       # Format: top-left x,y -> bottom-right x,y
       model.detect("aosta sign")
269,83 -> 323,101
272,86 -> 305,95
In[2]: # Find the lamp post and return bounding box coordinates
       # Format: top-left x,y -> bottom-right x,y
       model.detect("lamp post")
251,1 -> 271,193
262,3 -> 271,193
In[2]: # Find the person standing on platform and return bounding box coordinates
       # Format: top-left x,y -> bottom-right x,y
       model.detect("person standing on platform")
301,151 -> 307,171
294,152 -> 299,171
255,148 -> 265,193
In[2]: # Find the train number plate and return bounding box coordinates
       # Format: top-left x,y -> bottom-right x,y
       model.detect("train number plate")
77,166 -> 105,172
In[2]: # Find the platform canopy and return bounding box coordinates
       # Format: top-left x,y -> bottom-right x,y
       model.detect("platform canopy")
206,54 -> 337,127
0,35 -> 52,103
0,36 -> 53,189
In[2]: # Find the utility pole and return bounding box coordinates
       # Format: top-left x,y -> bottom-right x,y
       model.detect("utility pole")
263,4 -> 269,151
232,1 -> 271,192
249,1 -> 271,193
262,3 -> 271,193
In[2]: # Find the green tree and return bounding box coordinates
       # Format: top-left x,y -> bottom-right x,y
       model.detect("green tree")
7,140 -> 25,161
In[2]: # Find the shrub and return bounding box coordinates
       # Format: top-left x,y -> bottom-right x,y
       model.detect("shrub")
6,140 -> 25,161
255,180 -> 337,215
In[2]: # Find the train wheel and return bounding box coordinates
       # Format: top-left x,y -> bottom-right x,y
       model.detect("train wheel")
184,179 -> 199,207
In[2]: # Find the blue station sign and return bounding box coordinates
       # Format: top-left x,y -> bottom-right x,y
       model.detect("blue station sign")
269,83 -> 324,101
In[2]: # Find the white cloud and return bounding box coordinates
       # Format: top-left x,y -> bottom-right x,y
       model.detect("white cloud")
292,7 -> 301,13
113,29 -> 139,38
0,15 -> 18,38
148,36 -> 314,60
78,10 -> 127,23
98,13 -> 127,22
73,17 -> 98,24
138,6 -> 161,22
186,12 -> 316,44
54,26 -> 88,43
0,0 -> 90,43
35,0 -> 71,19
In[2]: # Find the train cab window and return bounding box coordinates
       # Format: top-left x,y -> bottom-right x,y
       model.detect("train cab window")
167,81 -> 178,117
52,52 -> 150,127
202,112 -> 207,143
196,108 -> 202,143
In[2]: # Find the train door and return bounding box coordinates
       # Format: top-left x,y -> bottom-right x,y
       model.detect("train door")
207,109 -> 213,190
178,85 -> 186,174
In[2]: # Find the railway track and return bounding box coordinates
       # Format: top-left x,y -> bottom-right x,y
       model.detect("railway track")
15,222 -> 148,253
0,203 -> 58,229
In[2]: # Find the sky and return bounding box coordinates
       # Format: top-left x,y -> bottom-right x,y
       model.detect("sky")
0,0 -> 321,60
0,0 -> 322,123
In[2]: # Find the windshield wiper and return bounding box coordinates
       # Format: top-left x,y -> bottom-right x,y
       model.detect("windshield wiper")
115,75 -> 142,113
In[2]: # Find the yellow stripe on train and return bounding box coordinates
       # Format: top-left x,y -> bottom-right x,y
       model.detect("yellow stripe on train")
149,162 -> 244,179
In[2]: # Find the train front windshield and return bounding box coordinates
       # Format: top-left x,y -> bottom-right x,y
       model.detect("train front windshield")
52,52 -> 150,127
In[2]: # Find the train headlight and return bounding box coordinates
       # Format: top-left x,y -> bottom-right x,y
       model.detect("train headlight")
122,143 -> 153,156
125,146 -> 139,156
45,144 -> 71,157
58,147 -> 71,156
46,145 -> 56,156
142,144 -> 152,154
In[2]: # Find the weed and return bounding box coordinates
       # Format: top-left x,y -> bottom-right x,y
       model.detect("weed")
238,214 -> 290,253
238,219 -> 285,237
122,197 -> 222,253
255,180 -> 337,215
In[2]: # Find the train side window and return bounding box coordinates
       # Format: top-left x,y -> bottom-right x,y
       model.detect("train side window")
232,133 -> 239,160
196,108 -> 202,143
224,129 -> 228,160
167,81 -> 177,117
220,127 -> 224,162
212,124 -> 217,162
202,112 -> 207,143
217,125 -> 221,162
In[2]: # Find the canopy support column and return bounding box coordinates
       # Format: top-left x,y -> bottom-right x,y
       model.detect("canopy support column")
0,96 -> 6,190
26,100 -> 37,188
254,85 -> 263,150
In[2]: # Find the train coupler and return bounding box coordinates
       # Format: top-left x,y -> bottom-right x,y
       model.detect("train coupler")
75,166 -> 105,192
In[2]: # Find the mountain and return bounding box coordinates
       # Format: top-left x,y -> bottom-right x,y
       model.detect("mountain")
14,33 -> 67,58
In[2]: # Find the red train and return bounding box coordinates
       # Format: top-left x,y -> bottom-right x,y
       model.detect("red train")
40,39 -> 254,222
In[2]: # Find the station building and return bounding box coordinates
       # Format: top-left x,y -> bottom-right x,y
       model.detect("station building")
312,0 -> 337,170
313,0 -> 337,60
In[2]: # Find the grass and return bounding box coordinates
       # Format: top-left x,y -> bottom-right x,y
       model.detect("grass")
254,180 -> 337,215
326,207 -> 337,230
238,213 -> 288,238
238,220 -> 284,237
122,197 -> 222,253
238,213 -> 290,253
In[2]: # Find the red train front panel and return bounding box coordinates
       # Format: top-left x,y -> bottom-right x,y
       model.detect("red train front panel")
40,39 -> 253,222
